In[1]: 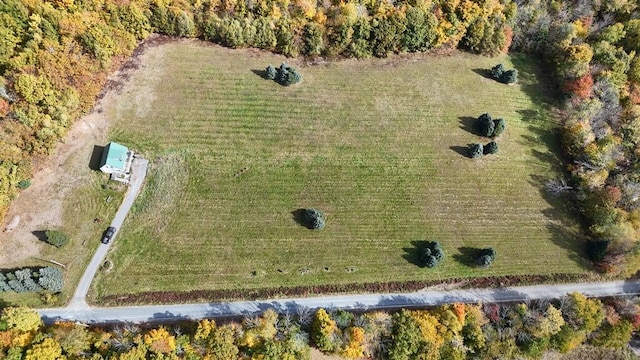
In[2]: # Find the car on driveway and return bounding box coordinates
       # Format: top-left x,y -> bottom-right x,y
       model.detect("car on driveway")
101,226 -> 116,244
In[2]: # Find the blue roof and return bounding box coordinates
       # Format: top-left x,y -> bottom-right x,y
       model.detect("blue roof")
101,142 -> 128,171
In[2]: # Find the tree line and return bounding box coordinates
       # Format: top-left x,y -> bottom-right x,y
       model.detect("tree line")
510,0 -> 640,274
0,291 -> 638,359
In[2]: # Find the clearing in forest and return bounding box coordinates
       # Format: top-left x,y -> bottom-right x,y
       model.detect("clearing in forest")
93,40 -> 589,299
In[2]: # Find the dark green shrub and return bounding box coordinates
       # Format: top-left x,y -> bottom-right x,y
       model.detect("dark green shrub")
304,208 -> 325,230
332,310 -> 354,329
45,230 -> 69,248
587,240 -> 608,262
477,113 -> 495,137
265,64 -> 277,80
271,63 -> 302,86
493,118 -> 506,137
501,69 -> 518,84
17,179 -> 31,189
469,143 -> 484,158
490,63 -> 505,79
476,248 -> 496,267
484,141 -> 498,155
422,241 -> 445,268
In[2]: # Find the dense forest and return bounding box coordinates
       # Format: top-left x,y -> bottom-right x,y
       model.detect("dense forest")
0,293 -> 638,359
0,0 -> 639,271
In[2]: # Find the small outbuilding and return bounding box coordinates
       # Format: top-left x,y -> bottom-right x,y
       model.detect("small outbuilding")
100,142 -> 134,183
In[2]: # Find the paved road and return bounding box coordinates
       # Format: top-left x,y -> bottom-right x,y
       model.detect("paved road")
40,279 -> 640,324
67,158 -> 149,309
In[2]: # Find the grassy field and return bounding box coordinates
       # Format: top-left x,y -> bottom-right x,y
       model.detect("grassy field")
93,41 -> 589,299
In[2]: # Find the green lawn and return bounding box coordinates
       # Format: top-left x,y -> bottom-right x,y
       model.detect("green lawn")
93,41 -> 589,299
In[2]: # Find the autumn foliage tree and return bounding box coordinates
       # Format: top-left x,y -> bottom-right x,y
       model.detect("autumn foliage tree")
312,308 -> 340,352
563,73 -> 595,99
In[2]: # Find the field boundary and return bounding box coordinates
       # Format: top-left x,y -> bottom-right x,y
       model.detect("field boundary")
98,272 -> 603,306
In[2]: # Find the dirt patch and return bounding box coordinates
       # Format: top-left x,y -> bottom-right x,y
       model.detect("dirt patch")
0,37 -> 164,268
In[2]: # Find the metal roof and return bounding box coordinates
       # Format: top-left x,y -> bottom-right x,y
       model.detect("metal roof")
101,142 -> 128,171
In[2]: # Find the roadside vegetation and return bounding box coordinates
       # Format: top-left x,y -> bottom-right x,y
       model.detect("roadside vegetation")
1,292 -> 639,359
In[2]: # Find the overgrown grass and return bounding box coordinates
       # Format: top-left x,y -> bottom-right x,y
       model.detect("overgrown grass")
94,41 -> 589,299
1,172 -> 124,307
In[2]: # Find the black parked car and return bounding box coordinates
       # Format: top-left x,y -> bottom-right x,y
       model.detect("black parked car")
101,226 -> 116,244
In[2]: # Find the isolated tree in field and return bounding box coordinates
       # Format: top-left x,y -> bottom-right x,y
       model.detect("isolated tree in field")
304,208 -> 326,230
476,248 -> 496,267
265,64 -> 277,80
490,64 -> 505,79
264,63 -> 302,86
469,143 -> 484,158
477,113 -> 495,137
484,141 -> 499,155
421,241 -> 445,268
45,230 -> 69,248
278,63 -> 301,86
493,118 -> 506,137
501,69 -> 518,84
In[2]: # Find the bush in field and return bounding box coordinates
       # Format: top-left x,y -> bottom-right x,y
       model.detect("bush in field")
493,118 -> 506,137
484,141 -> 499,155
304,208 -> 326,230
490,64 -> 505,79
266,63 -> 302,86
501,69 -> 518,84
421,241 -> 445,268
45,230 -> 69,248
489,64 -> 518,84
476,248 -> 496,267
265,65 -> 277,80
477,113 -> 495,137
38,267 -> 64,293
17,179 -> 31,189
469,143 -> 484,158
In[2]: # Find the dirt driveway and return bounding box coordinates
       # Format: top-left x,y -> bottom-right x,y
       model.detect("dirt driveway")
0,35 -> 165,267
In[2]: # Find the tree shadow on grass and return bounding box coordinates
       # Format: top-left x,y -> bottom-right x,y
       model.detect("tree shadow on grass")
32,230 -> 48,243
453,247 -> 482,267
291,209 -> 312,229
459,116 -> 478,136
450,145 -> 471,158
472,68 -> 494,81
89,145 -> 105,171
402,240 -> 430,268
251,69 -> 268,79
545,222 -> 592,270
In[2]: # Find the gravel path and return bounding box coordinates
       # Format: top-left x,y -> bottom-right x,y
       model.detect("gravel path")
67,158 -> 149,309
41,279 -> 640,324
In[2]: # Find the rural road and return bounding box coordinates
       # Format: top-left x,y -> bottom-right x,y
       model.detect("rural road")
67,157 -> 149,310
40,279 -> 640,324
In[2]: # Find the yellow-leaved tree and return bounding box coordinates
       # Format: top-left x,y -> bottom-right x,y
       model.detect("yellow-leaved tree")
143,326 -> 176,354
